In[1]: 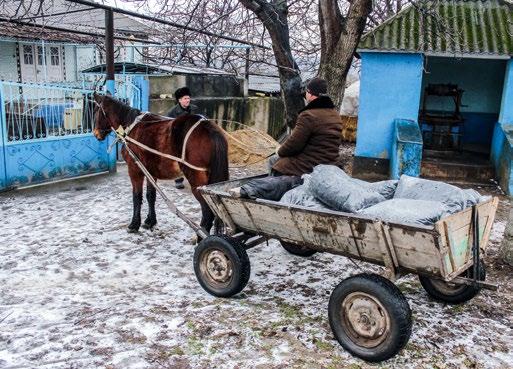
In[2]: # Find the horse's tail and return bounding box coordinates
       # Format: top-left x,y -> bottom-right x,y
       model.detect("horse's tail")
208,126 -> 229,184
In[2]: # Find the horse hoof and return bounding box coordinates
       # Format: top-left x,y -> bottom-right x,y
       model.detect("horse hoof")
142,223 -> 155,230
127,227 -> 139,233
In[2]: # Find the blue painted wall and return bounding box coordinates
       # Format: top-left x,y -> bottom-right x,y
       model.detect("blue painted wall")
421,57 -> 507,148
356,52 -> 424,159
500,60 -> 513,125
491,59 -> 513,195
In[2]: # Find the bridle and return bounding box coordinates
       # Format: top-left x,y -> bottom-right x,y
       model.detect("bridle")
93,99 -> 116,137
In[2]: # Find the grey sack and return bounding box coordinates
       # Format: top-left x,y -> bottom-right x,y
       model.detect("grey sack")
307,165 -> 385,212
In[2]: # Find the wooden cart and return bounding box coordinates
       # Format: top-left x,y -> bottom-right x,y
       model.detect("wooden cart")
194,175 -> 499,362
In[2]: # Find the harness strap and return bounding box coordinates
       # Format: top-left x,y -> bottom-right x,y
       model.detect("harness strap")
124,136 -> 207,171
182,118 -> 207,161
112,116 -> 209,172
125,112 -> 148,136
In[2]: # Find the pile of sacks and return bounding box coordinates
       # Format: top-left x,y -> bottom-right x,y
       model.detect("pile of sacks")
278,165 -> 489,226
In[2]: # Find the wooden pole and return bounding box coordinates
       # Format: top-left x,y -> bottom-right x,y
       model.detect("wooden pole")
105,8 -> 117,173
105,8 -> 115,95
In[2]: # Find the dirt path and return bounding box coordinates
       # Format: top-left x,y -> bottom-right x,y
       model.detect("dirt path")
0,164 -> 511,369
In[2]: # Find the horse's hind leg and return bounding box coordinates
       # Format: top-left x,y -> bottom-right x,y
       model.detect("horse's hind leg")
142,180 -> 157,229
128,171 -> 144,233
187,172 -> 215,234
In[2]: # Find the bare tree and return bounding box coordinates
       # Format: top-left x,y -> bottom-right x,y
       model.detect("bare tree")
318,0 -> 372,108
238,0 -> 304,128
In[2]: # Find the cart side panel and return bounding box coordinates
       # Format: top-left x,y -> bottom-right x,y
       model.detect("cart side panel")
434,197 -> 498,280
221,198 -> 307,241
288,210 -> 382,260
213,195 -> 445,274
383,225 -> 442,275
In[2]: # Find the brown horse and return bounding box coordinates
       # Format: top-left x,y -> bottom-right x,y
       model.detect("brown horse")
92,93 -> 228,234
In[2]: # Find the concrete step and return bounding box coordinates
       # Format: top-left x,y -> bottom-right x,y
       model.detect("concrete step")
421,158 -> 495,183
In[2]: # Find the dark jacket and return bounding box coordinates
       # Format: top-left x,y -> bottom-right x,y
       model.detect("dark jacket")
273,96 -> 342,176
166,103 -> 199,118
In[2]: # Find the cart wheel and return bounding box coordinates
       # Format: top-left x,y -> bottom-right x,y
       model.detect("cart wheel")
328,273 -> 412,362
419,260 -> 486,304
280,241 -> 316,257
193,235 -> 250,298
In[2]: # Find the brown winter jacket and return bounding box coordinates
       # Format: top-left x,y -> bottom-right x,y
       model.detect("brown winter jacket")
272,96 -> 342,176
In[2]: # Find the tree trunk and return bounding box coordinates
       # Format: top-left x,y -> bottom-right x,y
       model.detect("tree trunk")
318,0 -> 372,110
238,0 -> 304,129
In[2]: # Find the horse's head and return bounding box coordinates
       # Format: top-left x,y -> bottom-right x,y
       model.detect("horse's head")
92,93 -> 114,141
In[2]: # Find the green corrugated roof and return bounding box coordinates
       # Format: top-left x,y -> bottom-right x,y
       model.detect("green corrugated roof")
359,0 -> 513,57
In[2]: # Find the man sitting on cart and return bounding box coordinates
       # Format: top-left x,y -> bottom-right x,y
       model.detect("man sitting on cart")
269,77 -> 342,176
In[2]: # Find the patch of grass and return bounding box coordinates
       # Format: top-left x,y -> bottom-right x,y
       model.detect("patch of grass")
345,364 -> 362,369
404,342 -> 425,359
449,304 -> 466,313
186,321 -> 196,330
278,301 -> 301,319
187,337 -> 204,355
169,346 -> 185,356
397,282 -> 419,294
314,338 -> 333,351
116,329 -> 147,344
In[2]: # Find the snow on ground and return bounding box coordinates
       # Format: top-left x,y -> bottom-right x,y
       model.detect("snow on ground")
0,165 -> 512,369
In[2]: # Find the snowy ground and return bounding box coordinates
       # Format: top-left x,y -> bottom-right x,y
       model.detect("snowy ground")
1,164 -> 512,369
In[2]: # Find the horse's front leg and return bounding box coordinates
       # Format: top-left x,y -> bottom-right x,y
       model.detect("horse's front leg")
142,180 -> 157,230
128,172 -> 144,233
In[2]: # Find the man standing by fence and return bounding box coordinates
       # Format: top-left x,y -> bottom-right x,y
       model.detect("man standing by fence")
166,87 -> 200,189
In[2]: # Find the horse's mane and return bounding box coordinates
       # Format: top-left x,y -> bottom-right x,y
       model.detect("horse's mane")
105,95 -> 142,126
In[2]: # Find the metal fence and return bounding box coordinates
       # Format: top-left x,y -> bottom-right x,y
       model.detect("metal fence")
0,81 -> 116,190
2,82 -> 95,142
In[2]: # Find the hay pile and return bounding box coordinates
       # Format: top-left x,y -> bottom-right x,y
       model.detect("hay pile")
341,115 -> 357,142
225,128 -> 278,168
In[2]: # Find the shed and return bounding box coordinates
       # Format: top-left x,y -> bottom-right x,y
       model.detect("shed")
353,0 -> 513,193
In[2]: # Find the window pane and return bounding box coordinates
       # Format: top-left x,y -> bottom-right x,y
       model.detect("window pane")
23,45 -> 33,65
50,47 -> 60,66
37,46 -> 45,65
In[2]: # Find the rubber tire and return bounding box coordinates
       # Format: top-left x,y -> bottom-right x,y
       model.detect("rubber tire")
328,273 -> 412,362
419,260 -> 486,304
280,240 -> 317,257
193,235 -> 250,298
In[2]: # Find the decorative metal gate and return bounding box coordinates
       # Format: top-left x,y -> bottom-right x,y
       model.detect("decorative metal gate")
0,82 -> 117,190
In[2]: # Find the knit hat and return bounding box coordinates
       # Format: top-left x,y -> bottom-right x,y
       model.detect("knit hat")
306,77 -> 328,96
175,87 -> 191,101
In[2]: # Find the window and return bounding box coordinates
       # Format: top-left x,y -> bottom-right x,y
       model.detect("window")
23,45 -> 33,65
50,47 -> 60,66
37,46 -> 46,65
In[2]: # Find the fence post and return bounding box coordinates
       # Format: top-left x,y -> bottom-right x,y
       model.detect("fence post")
0,83 -> 8,191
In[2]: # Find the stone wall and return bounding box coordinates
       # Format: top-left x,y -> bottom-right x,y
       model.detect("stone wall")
148,74 -> 285,139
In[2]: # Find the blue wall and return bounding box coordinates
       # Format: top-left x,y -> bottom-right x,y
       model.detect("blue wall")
491,59 -> 513,195
500,60 -> 513,125
356,52 -> 424,159
422,57 -> 506,114
421,57 -> 506,148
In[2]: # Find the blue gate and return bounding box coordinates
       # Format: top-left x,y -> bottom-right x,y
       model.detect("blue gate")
0,82 -> 117,191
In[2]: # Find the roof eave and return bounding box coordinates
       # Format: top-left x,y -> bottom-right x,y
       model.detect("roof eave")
357,49 -> 512,60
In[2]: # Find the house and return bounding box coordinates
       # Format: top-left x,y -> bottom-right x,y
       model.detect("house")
353,0 -> 513,192
0,0 -> 153,83
0,1 -> 156,191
